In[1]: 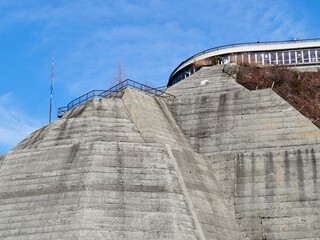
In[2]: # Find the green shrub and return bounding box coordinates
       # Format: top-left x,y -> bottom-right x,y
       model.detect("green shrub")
212,56 -> 223,65
292,71 -> 302,90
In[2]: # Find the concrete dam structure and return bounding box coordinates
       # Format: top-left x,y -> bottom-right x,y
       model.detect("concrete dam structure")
166,66 -> 320,239
1,40 -> 320,239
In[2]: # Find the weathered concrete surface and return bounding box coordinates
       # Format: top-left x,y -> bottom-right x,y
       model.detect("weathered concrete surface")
122,88 -> 244,240
166,65 -> 320,239
2,64 -> 320,239
0,98 -> 203,239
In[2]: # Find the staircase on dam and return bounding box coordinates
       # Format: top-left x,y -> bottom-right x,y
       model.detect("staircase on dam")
0,64 -> 320,239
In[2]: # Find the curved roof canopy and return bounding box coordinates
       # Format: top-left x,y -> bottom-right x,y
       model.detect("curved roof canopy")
168,38 -> 320,87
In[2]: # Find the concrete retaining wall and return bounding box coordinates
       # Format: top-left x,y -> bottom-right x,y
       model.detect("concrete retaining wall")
122,88 -> 244,240
2,64 -> 319,239
166,65 -> 320,239
0,98 -> 201,239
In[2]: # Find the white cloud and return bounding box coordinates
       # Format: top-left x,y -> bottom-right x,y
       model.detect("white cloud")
54,0 -> 309,94
0,0 -> 314,140
0,93 -> 41,154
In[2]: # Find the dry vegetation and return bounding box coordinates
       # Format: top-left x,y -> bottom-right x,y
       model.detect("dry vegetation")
110,61 -> 128,87
236,64 -> 320,128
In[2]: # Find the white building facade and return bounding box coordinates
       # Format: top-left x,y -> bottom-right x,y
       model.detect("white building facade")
168,38 -> 320,87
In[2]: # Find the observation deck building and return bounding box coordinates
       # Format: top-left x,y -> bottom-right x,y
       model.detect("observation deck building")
168,38 -> 320,87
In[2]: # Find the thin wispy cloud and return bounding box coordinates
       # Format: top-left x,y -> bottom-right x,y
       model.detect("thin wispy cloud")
0,0 -> 317,154
0,93 -> 41,153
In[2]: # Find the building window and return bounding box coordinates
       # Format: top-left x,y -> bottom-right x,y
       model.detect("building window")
237,54 -> 242,64
310,50 -> 315,62
297,51 -> 303,63
258,53 -> 264,65
278,52 -> 283,64
264,53 -> 270,65
271,52 -> 277,64
243,53 -> 249,64
230,54 -> 235,63
284,52 -> 289,64
250,53 -> 255,63
303,50 -> 309,63
289,51 -> 296,63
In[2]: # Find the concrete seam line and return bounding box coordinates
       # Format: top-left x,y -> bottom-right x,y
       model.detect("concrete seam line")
164,144 -> 206,240
155,97 -> 193,147
121,89 -> 147,143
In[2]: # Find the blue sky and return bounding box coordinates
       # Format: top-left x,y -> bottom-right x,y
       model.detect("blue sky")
0,0 -> 319,155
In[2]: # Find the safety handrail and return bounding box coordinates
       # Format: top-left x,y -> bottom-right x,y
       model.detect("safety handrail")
57,79 -> 173,118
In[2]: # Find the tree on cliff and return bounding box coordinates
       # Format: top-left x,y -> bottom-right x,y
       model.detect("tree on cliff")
110,61 -> 127,87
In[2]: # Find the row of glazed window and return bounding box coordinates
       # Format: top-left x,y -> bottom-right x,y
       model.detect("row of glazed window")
170,66 -> 195,86
225,48 -> 320,65
169,47 -> 320,87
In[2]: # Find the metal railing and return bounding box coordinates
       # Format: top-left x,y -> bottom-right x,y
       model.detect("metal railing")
57,79 -> 174,118
169,38 -> 320,79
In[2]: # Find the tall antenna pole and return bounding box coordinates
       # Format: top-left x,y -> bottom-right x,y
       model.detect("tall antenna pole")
49,55 -> 54,124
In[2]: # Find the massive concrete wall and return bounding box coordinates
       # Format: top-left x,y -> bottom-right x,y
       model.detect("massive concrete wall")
0,98 -> 203,239
166,65 -> 320,239
2,64 -> 319,239
122,88 -> 243,240
0,89 -> 244,240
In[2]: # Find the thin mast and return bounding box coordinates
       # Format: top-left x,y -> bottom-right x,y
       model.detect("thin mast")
49,55 -> 54,124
